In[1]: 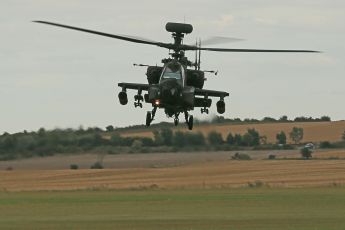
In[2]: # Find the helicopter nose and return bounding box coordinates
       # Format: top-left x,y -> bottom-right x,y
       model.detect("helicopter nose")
170,88 -> 177,96
160,79 -> 181,103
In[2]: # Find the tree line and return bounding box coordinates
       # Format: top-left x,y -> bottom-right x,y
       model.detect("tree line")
112,115 -> 331,132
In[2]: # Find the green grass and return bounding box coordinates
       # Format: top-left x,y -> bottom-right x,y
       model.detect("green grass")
1,187 -> 345,230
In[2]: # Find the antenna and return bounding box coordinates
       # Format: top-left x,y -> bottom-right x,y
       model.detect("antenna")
198,38 -> 201,70
194,39 -> 198,70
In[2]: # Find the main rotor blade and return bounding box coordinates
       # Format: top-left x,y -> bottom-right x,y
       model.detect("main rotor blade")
199,36 -> 244,46
197,47 -> 320,53
33,20 -> 167,47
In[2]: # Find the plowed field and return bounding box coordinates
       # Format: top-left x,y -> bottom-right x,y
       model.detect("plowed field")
1,160 -> 345,192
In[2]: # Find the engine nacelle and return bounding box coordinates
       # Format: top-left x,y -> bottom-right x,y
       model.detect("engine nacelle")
216,100 -> 225,114
146,66 -> 162,84
118,92 -> 128,105
186,70 -> 205,89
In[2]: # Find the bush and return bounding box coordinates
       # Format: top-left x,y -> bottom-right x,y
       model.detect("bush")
242,129 -> 260,146
276,131 -> 287,145
226,133 -> 235,145
319,141 -> 333,149
90,162 -> 103,169
207,131 -> 223,145
300,147 -> 312,159
160,128 -> 173,146
289,127 -> 304,144
248,181 -> 264,188
70,164 -> 79,170
231,152 -> 251,160
268,154 -> 276,160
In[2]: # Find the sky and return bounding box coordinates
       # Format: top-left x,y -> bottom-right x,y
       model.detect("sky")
1,0 -> 345,133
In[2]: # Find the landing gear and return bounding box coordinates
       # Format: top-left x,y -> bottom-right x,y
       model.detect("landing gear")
174,118 -> 179,126
184,111 -> 193,130
188,115 -> 193,130
146,107 -> 157,126
146,111 -> 152,126
173,113 -> 180,126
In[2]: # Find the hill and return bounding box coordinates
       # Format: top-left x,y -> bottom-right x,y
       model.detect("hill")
120,121 -> 345,144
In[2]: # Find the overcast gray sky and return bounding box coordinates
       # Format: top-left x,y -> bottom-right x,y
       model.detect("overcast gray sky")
1,0 -> 344,133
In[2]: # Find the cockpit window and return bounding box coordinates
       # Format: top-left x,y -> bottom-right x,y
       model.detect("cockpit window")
162,67 -> 182,80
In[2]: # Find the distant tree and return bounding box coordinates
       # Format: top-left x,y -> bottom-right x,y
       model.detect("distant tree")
160,128 -> 173,146
279,115 -> 288,122
226,133 -> 235,145
106,125 -> 114,132
38,128 -> 46,137
110,134 -> 122,146
268,154 -> 276,160
1,135 -> 17,151
276,131 -> 287,145
131,139 -> 143,151
319,141 -> 333,149
211,116 -> 225,123
320,116 -> 331,122
173,131 -> 186,147
207,131 -> 223,145
92,133 -> 104,146
242,129 -> 260,146
260,135 -> 267,145
141,137 -> 154,147
300,147 -> 312,159
261,117 -> 277,122
185,132 -> 205,145
153,130 -> 163,146
90,162 -> 103,169
70,164 -> 79,170
342,131 -> 345,141
289,127 -> 304,144
233,134 -> 243,146
231,152 -> 251,160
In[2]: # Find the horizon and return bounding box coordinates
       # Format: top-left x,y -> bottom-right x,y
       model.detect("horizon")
2,114 -> 341,135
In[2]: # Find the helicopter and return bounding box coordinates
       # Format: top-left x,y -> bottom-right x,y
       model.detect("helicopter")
34,21 -> 319,130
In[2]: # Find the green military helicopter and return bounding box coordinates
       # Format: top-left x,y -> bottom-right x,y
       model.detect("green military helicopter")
34,21 -> 319,130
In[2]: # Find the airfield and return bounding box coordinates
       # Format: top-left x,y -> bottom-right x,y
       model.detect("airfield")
1,121 -> 345,229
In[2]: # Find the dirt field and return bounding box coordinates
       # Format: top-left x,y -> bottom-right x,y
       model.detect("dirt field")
1,158 -> 345,192
120,121 -> 345,143
1,149 -> 345,171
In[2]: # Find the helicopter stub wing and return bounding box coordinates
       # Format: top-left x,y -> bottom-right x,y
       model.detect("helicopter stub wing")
118,82 -> 150,91
194,88 -> 229,98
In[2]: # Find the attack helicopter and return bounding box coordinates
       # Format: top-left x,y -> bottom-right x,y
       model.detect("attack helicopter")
34,21 -> 319,130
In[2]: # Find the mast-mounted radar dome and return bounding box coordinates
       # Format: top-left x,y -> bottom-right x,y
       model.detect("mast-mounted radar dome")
165,22 -> 193,34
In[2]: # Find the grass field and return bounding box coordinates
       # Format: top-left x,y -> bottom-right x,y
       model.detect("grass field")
120,121 -> 345,143
1,188 -> 345,230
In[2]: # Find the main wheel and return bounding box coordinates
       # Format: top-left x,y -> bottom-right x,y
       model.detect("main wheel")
146,112 -> 152,126
187,115 -> 193,130
174,118 -> 179,126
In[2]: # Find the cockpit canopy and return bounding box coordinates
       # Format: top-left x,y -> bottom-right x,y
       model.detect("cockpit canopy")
160,62 -> 184,84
